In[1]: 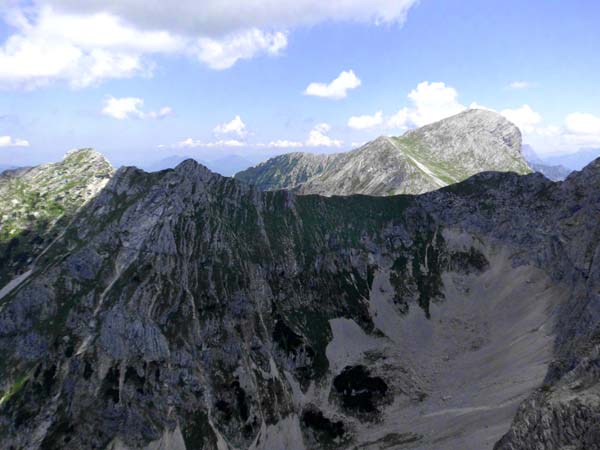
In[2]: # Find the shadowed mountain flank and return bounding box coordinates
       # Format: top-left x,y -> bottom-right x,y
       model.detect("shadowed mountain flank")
0,154 -> 599,449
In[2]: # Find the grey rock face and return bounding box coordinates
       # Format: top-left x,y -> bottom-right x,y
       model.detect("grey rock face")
0,155 -> 599,449
236,109 -> 532,196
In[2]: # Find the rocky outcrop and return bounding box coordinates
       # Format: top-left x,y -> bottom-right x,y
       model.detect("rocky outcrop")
0,154 -> 599,449
236,109 -> 532,195
0,149 -> 114,286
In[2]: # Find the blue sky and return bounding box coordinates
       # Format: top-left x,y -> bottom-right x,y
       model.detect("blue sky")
1,0 -> 599,168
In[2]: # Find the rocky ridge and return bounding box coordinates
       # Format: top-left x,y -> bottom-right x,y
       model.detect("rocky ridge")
0,151 -> 598,449
0,149 -> 114,287
236,109 -> 532,195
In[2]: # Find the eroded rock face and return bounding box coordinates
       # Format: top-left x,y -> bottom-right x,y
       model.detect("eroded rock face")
235,109 -> 531,196
0,156 -> 599,449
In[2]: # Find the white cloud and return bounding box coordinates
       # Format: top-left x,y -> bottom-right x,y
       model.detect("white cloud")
504,111 -> 600,156
102,96 -> 143,119
0,0 -> 419,87
101,96 -> 172,120
266,140 -> 304,148
386,108 -> 410,130
0,6 -> 181,88
145,106 -> 173,119
213,115 -> 247,137
500,105 -> 542,134
177,138 -> 245,148
304,70 -> 361,100
565,113 -> 600,135
509,81 -> 536,89
196,29 -> 287,70
468,102 -> 494,111
535,125 -> 561,137
306,123 -> 343,147
162,121 -> 344,150
43,0 -> 418,36
0,135 -> 29,147
348,111 -> 383,130
387,81 -> 465,128
263,123 -> 344,148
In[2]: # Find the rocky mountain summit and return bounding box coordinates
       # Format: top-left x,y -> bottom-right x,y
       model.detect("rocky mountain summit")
0,149 -> 114,288
0,148 -> 599,449
236,109 -> 532,195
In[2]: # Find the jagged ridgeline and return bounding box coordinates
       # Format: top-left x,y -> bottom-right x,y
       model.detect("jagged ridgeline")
0,149 -> 114,287
235,109 -> 532,195
0,147 -> 599,450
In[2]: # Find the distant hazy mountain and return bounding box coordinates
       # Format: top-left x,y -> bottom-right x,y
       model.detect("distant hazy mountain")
143,154 -> 253,177
206,154 -> 254,176
522,144 -> 571,181
0,164 -> 17,174
528,162 -> 571,181
236,109 -> 532,196
142,155 -> 192,172
521,144 -> 544,164
544,147 -> 600,170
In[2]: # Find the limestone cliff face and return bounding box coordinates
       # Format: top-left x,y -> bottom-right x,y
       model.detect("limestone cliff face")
0,153 -> 599,449
236,109 -> 532,196
0,149 -> 114,287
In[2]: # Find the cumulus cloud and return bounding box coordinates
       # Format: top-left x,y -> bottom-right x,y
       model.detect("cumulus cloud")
0,6 -> 181,88
42,0 -> 418,36
304,70 -> 361,100
265,140 -> 304,148
500,105 -> 542,134
176,138 -> 245,148
348,111 -> 383,130
0,1 -> 418,87
101,96 -> 172,120
468,102 -> 494,111
196,29 -> 287,70
306,123 -> 343,147
165,122 -> 344,150
145,106 -> 173,119
262,124 -> 343,149
0,135 -> 29,147
213,115 -> 247,137
509,81 -> 536,89
387,81 -> 465,129
565,113 -> 600,135
262,124 -> 344,148
493,109 -> 600,156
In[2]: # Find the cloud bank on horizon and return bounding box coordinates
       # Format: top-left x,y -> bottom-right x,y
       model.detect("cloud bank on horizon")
0,0 -> 599,164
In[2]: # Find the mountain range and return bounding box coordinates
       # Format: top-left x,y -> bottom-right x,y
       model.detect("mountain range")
0,116 -> 599,449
